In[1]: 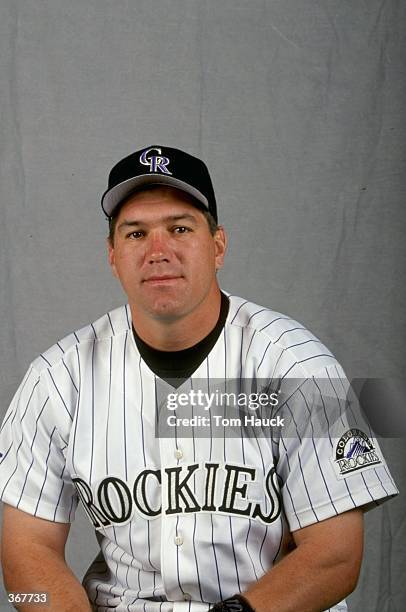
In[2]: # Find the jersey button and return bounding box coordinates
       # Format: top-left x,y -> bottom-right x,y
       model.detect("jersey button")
174,448 -> 183,460
174,534 -> 184,546
183,593 -> 192,601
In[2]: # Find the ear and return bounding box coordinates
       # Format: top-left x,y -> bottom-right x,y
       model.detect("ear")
107,238 -> 119,279
214,226 -> 227,270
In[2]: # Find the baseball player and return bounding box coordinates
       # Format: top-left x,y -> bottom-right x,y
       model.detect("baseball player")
0,146 -> 398,612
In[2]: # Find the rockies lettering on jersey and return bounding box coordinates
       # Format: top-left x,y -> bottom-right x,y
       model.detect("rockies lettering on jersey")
72,463 -> 282,529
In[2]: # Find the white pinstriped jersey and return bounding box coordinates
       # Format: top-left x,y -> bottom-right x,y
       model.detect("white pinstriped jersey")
0,294 -> 398,612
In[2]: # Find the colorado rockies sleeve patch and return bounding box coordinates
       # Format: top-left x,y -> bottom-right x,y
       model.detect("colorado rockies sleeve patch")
331,429 -> 382,480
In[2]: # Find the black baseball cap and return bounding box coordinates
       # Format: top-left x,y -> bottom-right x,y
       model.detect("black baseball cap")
101,145 -> 218,223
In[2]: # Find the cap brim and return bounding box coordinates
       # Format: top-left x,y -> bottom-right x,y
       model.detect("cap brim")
101,174 -> 210,217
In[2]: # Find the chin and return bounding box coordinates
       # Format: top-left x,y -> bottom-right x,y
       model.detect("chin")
147,298 -> 187,320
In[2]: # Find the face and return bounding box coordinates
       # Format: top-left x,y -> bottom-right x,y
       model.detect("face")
107,187 -> 227,323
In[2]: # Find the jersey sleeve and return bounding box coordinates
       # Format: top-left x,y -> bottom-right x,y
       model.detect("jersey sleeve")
275,363 -> 399,532
0,365 -> 78,523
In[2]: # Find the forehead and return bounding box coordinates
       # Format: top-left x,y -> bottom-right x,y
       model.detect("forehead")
115,186 -> 206,221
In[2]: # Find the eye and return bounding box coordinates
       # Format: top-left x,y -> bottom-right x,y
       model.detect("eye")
173,226 -> 191,234
127,230 -> 145,239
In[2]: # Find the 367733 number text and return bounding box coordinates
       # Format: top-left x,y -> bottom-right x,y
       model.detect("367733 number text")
7,592 -> 49,605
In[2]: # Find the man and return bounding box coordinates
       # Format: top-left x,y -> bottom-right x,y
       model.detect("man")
0,146 -> 398,611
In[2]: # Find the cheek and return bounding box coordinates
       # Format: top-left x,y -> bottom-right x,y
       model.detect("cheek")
113,249 -> 140,278
189,245 -> 217,276
116,242 -> 142,262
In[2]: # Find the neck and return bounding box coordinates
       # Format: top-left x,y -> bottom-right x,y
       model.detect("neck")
130,287 -> 222,351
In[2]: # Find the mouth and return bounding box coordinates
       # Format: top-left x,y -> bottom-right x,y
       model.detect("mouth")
143,275 -> 183,285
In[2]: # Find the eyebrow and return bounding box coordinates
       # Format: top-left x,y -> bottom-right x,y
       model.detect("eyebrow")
117,213 -> 199,232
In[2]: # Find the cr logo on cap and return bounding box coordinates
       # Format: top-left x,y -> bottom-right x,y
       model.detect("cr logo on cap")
139,147 -> 172,175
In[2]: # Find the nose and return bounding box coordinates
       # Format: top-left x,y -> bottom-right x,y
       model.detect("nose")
145,231 -> 171,264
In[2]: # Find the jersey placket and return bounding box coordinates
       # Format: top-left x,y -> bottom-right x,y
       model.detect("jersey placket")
159,430 -> 200,605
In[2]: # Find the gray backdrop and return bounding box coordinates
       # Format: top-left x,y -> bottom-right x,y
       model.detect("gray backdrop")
0,1 -> 405,610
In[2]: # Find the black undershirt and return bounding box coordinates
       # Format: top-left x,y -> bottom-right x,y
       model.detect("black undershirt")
132,292 -> 230,387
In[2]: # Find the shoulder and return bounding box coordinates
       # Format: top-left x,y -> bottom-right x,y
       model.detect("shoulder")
31,304 -> 132,375
226,293 -> 341,377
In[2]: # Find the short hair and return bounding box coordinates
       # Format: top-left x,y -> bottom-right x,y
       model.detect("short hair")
107,187 -> 219,243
